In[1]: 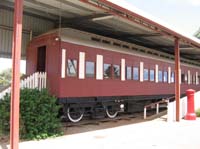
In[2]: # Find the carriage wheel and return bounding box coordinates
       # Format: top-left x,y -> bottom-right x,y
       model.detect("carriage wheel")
106,106 -> 118,119
67,106 -> 84,123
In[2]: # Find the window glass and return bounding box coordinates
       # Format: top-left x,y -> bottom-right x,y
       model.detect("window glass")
133,67 -> 139,80
126,66 -> 132,80
150,69 -> 155,81
67,59 -> 77,77
104,64 -> 112,79
171,72 -> 175,83
158,71 -> 163,82
144,69 -> 149,81
190,75 -> 193,84
113,65 -> 120,79
193,75 -> 196,84
86,61 -> 95,77
185,74 -> 188,83
181,73 -> 187,83
163,71 -> 168,82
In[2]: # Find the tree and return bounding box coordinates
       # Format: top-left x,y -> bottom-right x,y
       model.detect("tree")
0,69 -> 12,86
194,28 -> 200,39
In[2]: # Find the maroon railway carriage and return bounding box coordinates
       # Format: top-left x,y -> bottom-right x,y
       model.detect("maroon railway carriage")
26,28 -> 200,122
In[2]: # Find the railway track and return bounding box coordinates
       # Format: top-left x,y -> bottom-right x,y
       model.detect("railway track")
62,109 -> 167,127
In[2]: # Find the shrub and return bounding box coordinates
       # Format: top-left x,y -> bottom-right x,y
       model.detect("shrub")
0,88 -> 62,140
196,108 -> 200,117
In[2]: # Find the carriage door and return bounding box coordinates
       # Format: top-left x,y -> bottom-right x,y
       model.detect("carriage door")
37,46 -> 46,72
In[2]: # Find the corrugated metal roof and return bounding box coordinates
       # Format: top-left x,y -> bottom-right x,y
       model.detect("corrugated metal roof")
1,0 -> 200,63
0,8 -> 55,59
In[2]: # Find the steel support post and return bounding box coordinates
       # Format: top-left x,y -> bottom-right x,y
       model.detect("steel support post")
10,0 -> 24,149
175,38 -> 180,122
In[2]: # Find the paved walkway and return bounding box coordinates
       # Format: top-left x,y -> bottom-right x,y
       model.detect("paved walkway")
1,117 -> 200,149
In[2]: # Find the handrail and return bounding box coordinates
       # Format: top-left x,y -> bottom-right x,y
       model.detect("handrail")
144,96 -> 175,119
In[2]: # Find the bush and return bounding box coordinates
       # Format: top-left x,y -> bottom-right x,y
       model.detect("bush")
196,108 -> 200,117
0,88 -> 62,140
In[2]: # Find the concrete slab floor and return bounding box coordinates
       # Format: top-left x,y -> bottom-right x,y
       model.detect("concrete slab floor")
1,117 -> 200,149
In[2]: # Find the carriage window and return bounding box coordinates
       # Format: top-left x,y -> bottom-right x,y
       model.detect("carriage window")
184,74 -> 188,83
126,66 -> 132,80
67,59 -> 77,77
150,69 -> 155,81
191,75 -> 193,84
193,75 -> 196,84
158,71 -> 163,82
133,67 -> 139,80
181,74 -> 186,83
171,72 -> 175,83
104,64 -> 112,79
86,61 -> 95,77
113,65 -> 120,79
144,69 -> 149,81
163,71 -> 168,83
198,75 -> 200,84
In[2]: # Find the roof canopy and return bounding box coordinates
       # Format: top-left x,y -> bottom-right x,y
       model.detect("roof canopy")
2,0 -> 200,62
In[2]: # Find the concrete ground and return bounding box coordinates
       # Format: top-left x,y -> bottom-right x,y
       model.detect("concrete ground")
1,116 -> 200,149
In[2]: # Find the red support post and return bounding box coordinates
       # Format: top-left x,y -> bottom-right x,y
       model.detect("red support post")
10,0 -> 23,149
175,38 -> 180,122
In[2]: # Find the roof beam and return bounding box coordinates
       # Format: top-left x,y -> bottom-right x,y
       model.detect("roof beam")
55,0 -> 95,13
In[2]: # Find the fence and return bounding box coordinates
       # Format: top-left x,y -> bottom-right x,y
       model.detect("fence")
144,96 -> 175,119
0,72 -> 46,100
168,92 -> 200,122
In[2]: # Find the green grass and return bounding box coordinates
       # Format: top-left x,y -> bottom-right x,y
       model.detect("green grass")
195,108 -> 200,117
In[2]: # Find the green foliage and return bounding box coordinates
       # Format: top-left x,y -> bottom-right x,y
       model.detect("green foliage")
0,88 -> 62,140
0,93 -> 10,136
0,69 -> 12,86
194,28 -> 200,39
196,108 -> 200,117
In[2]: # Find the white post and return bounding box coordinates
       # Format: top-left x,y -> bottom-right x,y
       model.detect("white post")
155,64 -> 158,83
168,67 -> 171,84
44,72 -> 47,88
35,72 -> 38,88
144,107 -> 147,119
140,62 -> 144,82
156,103 -> 159,114
61,49 -> 66,78
121,59 -> 125,81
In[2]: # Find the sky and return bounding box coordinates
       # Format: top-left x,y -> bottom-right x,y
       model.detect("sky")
0,0 -> 200,73
126,0 -> 200,36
